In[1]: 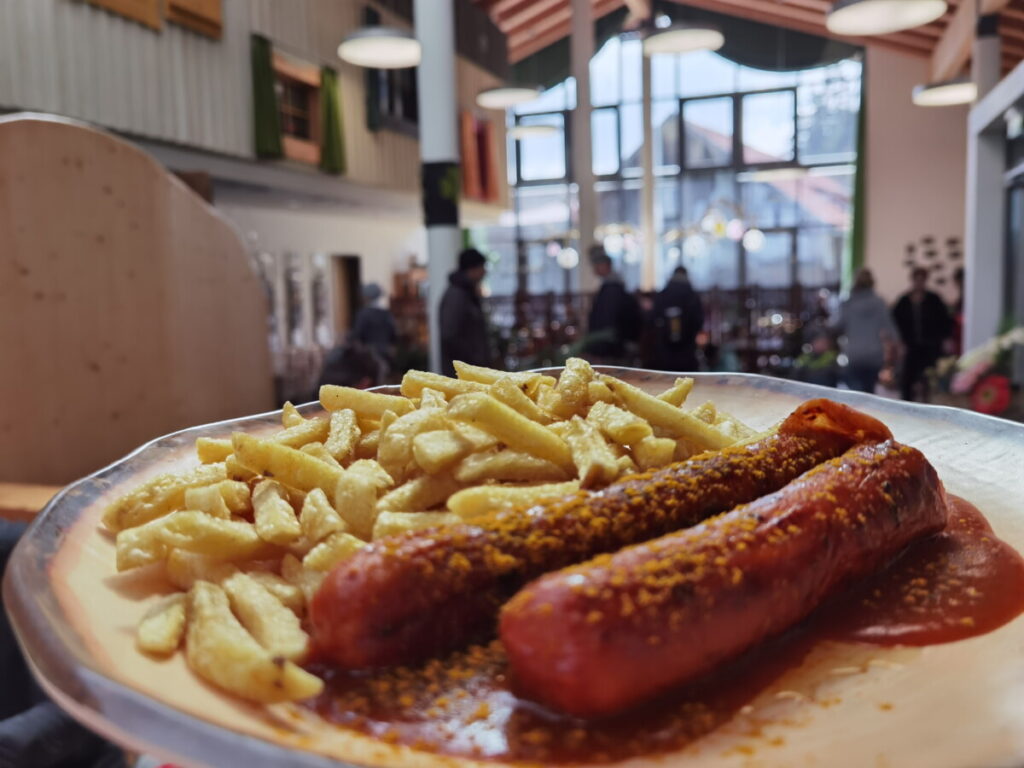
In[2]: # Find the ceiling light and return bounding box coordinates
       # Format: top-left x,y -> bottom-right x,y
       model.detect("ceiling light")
643,23 -> 724,56
912,78 -> 978,107
476,85 -> 542,110
825,0 -> 947,36
742,228 -> 767,252
337,26 -> 421,69
507,123 -> 558,140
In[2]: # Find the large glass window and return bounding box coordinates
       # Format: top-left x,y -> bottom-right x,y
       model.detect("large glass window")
494,37 -> 861,300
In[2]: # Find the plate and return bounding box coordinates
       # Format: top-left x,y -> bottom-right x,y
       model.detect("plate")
5,370 -> 1024,768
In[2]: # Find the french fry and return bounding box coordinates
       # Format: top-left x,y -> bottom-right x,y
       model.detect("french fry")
164,549 -> 239,590
300,488 -> 347,543
116,512 -> 272,571
231,433 -> 343,499
587,380 -> 616,405
184,480 -> 250,519
600,375 -> 735,450
633,435 -> 678,470
185,581 -> 322,703
355,428 -> 380,459
490,377 -> 553,424
319,385 -> 413,418
536,381 -> 575,419
196,438 -> 233,464
401,369 -> 488,399
412,429 -> 473,474
448,393 -> 574,474
446,481 -> 580,519
280,553 -> 325,606
303,532 -> 366,571
252,479 -> 302,546
245,571 -> 304,614
559,416 -> 619,488
454,362 -> 554,396
657,377 -> 695,406
377,473 -> 461,513
324,409 -> 360,462
616,454 -> 638,476
273,416 -> 330,449
136,593 -> 186,655
372,511 -> 462,540
377,408 -> 448,483
555,357 -> 594,413
453,422 -> 500,451
103,463 -> 227,532
586,401 -> 654,446
300,442 -> 343,469
419,388 -> 447,409
281,401 -> 305,428
690,401 -> 718,424
334,460 -> 393,539
454,450 -> 571,484
222,572 -> 309,661
225,454 -> 257,482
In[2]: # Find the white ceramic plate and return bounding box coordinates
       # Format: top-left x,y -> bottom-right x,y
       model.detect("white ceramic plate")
5,371 -> 1024,768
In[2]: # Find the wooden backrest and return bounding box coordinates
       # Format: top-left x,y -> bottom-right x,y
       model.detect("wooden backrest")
0,114 -> 274,484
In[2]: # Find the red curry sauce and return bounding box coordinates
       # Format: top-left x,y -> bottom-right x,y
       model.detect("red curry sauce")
305,496 -> 1024,764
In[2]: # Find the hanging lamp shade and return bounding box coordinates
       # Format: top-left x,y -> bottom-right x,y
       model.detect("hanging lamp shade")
337,26 -> 421,69
912,78 -> 978,107
825,0 -> 947,36
476,85 -> 543,110
507,123 -> 559,140
642,22 -> 724,56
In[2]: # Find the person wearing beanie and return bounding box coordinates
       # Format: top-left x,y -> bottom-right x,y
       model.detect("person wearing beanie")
439,248 -> 493,375
583,247 -> 642,363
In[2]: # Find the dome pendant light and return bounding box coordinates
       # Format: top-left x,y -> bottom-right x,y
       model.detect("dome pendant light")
642,22 -> 724,56
476,85 -> 543,110
337,26 -> 421,69
912,78 -> 978,107
825,0 -> 947,36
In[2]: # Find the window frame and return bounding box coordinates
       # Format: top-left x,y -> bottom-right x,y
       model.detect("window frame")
272,52 -> 322,167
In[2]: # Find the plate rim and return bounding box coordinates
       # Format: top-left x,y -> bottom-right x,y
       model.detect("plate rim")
5,369 -> 1024,768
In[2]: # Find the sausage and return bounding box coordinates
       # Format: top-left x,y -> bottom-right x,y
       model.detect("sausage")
310,399 -> 892,669
499,440 -> 949,718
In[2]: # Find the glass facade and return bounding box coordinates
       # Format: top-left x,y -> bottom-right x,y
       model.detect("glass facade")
475,36 -> 862,302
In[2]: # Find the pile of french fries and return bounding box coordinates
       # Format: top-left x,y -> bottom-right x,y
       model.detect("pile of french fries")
104,359 -> 755,704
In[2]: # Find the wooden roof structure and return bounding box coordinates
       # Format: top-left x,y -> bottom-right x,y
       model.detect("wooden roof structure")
475,0 -> 1024,81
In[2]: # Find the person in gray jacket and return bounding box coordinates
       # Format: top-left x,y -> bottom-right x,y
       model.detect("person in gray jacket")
833,268 -> 896,393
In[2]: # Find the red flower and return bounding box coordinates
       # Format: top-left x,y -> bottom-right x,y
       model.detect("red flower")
971,374 -> 1012,415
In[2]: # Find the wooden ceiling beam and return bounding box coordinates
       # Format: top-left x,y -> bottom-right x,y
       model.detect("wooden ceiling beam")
506,0 -> 618,47
930,0 -> 1011,81
508,0 -> 623,61
500,0 -> 567,32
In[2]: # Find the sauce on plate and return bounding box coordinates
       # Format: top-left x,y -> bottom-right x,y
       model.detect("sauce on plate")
305,496 -> 1024,764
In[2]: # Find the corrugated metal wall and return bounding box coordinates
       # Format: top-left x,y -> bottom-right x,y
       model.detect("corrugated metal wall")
0,0 -> 507,199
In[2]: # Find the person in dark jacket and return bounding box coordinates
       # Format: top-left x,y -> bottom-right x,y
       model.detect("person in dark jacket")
650,267 -> 704,371
892,266 -> 952,402
439,248 -> 492,376
352,283 -> 397,362
583,248 -> 642,363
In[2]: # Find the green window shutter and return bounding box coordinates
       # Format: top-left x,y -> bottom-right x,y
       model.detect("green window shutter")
319,66 -> 347,175
251,34 -> 283,158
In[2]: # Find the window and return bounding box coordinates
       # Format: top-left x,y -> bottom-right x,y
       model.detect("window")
495,37 -> 861,299
273,53 -> 321,166
363,6 -> 419,135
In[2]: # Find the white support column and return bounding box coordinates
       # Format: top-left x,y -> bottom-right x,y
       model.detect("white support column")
973,15 -> 1001,99
640,49 -> 656,291
414,0 -> 461,372
570,0 -> 597,292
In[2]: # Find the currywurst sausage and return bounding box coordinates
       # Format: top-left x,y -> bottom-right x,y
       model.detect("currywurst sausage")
500,441 -> 949,717
311,400 -> 891,668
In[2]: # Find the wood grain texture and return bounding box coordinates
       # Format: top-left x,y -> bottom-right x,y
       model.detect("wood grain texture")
0,115 -> 274,484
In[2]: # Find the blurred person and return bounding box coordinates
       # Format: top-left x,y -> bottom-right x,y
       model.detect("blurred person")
833,268 -> 896,394
892,266 -> 952,402
317,341 -> 382,393
439,248 -> 492,376
650,266 -> 704,372
583,247 -> 642,364
950,267 -> 965,356
352,283 -> 397,377
794,329 -> 839,388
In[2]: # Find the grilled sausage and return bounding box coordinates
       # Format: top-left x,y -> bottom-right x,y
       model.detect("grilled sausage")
311,399 -> 892,668
500,440 -> 949,717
